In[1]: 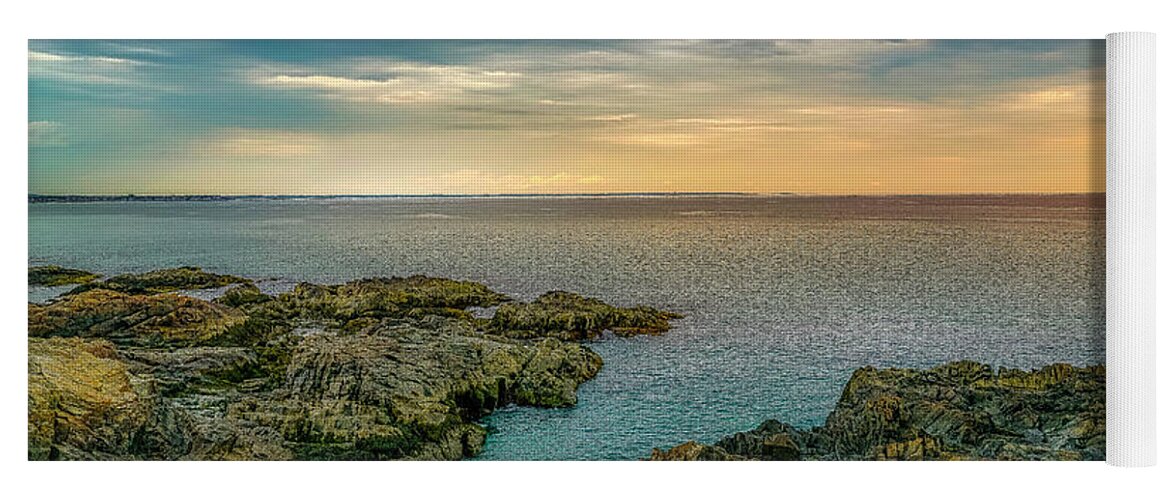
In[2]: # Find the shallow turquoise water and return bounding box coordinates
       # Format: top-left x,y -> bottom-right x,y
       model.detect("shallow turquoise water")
28,195 -> 1105,460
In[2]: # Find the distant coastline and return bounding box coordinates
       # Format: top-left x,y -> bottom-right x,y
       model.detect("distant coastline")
29,192 -> 1106,204
29,192 -> 758,203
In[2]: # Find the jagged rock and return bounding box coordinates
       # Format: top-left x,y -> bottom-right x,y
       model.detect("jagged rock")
114,316 -> 606,461
761,432 -> 802,460
821,361 -> 1105,460
29,265 -> 100,286
213,283 -> 273,309
649,441 -> 741,461
706,420 -> 804,460
252,276 -> 509,328
29,289 -> 247,346
874,434 -> 943,460
28,338 -> 193,460
68,266 -> 250,295
511,338 -> 604,406
121,347 -> 260,395
28,316 -> 607,460
490,291 -> 682,340
650,361 -> 1105,461
243,317 -> 603,460
27,269 -> 673,461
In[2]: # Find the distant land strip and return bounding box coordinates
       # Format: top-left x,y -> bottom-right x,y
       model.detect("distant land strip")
29,193 -> 763,203
28,192 -> 1105,204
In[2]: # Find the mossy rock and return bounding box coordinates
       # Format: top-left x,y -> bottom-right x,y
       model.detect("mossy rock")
68,266 -> 250,295
29,289 -> 247,346
28,337 -> 192,460
213,283 -> 272,309
490,291 -> 681,340
651,361 -> 1106,461
511,338 -> 604,407
29,265 -> 100,287
26,267 -> 681,461
258,276 -> 509,325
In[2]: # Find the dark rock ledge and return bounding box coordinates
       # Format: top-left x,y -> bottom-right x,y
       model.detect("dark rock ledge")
649,361 -> 1105,461
27,266 -> 679,460
28,265 -> 100,287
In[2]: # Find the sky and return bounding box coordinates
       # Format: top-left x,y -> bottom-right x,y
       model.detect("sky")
29,40 -> 1105,195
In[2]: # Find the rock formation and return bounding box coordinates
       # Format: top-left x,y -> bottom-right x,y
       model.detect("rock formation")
28,338 -> 193,460
29,289 -> 247,346
27,267 -> 673,460
28,265 -> 100,286
490,291 -> 682,340
30,265 -> 1105,461
650,361 -> 1105,461
66,266 -> 250,295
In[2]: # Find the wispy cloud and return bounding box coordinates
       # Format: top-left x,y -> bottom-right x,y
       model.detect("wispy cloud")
771,39 -> 930,66
29,50 -> 142,65
101,42 -> 171,57
29,49 -> 147,85
196,129 -> 321,157
259,62 -> 522,104
29,121 -> 67,146
584,113 -> 638,122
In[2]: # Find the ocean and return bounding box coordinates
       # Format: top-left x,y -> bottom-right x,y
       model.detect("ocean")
27,194 -> 1105,460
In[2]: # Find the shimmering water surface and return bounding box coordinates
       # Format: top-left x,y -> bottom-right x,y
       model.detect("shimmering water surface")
28,195 -> 1105,460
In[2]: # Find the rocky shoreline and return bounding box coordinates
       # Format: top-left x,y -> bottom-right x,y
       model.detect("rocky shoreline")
28,266 -> 1104,461
28,266 -> 677,460
650,361 -> 1105,461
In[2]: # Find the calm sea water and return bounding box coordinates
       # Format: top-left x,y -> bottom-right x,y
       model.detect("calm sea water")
28,195 -> 1105,460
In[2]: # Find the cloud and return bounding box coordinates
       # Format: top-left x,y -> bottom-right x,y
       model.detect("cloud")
259,62 -> 522,104
29,40 -> 1107,195
29,50 -> 147,85
598,132 -> 706,147
673,118 -> 797,132
102,42 -> 171,56
675,118 -> 768,125
793,106 -> 908,115
996,83 -> 1096,111
29,50 -> 142,65
771,39 -> 930,66
29,121 -> 67,146
584,113 -> 638,122
241,40 -> 1102,135
195,129 -> 321,157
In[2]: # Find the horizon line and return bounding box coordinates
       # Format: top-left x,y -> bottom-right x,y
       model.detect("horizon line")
29,191 -> 1108,200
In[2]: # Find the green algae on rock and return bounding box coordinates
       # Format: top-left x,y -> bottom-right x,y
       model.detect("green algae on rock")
29,265 -> 101,287
67,266 -> 251,295
490,291 -> 682,341
649,361 -> 1105,461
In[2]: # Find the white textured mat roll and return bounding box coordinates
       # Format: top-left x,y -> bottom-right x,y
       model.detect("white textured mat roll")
1106,31 -> 1156,467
